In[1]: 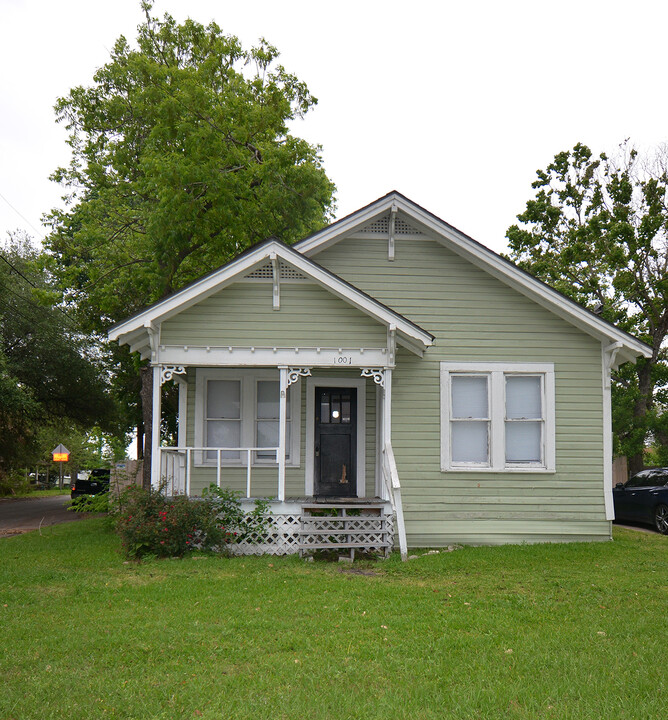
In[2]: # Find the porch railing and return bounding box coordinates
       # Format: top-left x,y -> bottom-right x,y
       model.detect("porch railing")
382,441 -> 407,561
159,446 -> 278,498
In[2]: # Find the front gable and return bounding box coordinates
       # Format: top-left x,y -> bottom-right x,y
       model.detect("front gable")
109,238 -> 434,364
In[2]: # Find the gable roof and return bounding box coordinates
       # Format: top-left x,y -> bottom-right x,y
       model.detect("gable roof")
295,191 -> 653,368
108,237 -> 434,357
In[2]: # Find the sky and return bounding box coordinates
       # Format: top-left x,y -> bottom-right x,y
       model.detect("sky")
1,0 -> 667,255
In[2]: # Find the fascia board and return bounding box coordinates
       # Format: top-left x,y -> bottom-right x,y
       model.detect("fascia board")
432,231 -> 652,358
391,198 -> 651,359
296,192 -> 650,360
108,249 -> 281,341
296,196 -> 398,255
109,238 -> 432,353
277,247 -> 433,348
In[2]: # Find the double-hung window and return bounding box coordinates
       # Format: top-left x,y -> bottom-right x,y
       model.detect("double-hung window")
195,369 -> 299,466
441,362 -> 555,472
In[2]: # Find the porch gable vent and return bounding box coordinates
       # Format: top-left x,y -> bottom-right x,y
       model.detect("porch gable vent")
244,260 -> 308,281
359,214 -> 423,236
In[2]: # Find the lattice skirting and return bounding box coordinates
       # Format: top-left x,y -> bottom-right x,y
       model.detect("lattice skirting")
229,514 -> 301,556
228,513 -> 396,556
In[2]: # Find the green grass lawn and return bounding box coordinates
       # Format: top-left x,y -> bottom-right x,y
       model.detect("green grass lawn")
1,487 -> 71,499
1,520 -> 666,720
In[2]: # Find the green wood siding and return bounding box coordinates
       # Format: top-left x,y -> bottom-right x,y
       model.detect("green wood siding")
161,282 -> 386,348
316,234 -> 609,545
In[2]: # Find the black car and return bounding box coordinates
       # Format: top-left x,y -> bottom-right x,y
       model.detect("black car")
71,469 -> 111,499
613,468 -> 668,534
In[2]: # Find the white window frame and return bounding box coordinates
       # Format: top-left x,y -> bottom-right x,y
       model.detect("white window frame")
194,368 -> 300,467
440,362 -> 555,473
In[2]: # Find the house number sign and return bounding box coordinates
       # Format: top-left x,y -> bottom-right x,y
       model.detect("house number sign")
335,356 -> 353,364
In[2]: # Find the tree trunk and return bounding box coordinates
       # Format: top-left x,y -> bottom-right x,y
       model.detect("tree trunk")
629,360 -> 654,476
136,418 -> 144,460
139,366 -> 153,491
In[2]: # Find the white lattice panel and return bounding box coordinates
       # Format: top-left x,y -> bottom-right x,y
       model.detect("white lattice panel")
243,261 -> 307,281
229,514 -> 301,556
358,215 -> 423,236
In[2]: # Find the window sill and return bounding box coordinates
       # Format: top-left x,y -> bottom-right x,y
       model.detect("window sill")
441,466 -> 556,474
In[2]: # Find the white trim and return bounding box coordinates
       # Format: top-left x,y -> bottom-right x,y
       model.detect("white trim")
151,365 -> 161,488
156,345 -> 391,368
602,343 -> 617,521
194,368 -> 300,468
176,376 -> 187,447
297,193 -> 651,362
375,385 -> 383,497
440,362 -> 556,473
109,239 -> 433,354
305,377 -> 367,498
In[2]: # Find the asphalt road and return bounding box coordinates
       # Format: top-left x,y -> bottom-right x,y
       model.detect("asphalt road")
0,495 -> 85,538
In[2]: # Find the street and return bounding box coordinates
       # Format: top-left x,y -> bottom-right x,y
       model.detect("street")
0,495 -> 84,538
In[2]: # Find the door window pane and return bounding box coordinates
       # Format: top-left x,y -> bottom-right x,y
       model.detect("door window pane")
452,421 -> 489,463
505,421 -> 541,462
506,376 -> 541,419
452,376 -> 488,419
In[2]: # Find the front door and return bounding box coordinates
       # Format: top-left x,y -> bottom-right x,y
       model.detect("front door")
314,386 -> 357,497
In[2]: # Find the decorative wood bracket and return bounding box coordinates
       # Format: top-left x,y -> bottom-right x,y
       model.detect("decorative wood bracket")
271,253 -> 280,310
388,203 -> 398,261
361,367 -> 385,388
287,367 -> 312,386
160,365 -> 187,385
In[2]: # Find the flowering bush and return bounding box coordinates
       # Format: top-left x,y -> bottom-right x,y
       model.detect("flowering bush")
114,484 -> 270,559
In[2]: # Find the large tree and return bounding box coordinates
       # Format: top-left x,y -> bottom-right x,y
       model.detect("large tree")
44,3 -> 336,486
506,142 -> 668,474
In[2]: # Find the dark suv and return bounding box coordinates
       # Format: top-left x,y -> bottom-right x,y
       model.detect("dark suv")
71,469 -> 111,499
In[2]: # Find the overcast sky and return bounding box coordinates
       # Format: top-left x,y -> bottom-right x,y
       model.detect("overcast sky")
1,0 -> 667,254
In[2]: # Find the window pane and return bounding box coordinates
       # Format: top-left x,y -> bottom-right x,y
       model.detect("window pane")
452,421 -> 489,463
206,420 -> 240,460
452,376 -> 488,419
506,376 -> 541,419
207,380 -> 240,419
257,381 -> 279,419
256,421 -> 291,460
505,421 -> 541,462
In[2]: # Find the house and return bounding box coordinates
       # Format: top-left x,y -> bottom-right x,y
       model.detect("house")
108,192 -> 652,558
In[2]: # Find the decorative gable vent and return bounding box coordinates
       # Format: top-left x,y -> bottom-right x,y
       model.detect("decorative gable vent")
358,214 -> 423,236
244,261 -> 307,281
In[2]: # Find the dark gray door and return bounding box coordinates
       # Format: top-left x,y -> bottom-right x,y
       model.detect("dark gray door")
314,387 -> 357,497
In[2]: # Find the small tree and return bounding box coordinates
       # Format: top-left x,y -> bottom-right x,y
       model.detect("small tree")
507,143 -> 668,473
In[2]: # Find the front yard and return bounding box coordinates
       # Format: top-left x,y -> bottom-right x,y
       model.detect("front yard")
1,519 -> 666,719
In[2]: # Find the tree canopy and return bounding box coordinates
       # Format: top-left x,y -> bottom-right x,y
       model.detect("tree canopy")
45,2 -> 335,329
506,142 -> 668,472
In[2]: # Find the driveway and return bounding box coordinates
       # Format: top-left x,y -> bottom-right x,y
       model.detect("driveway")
0,495 -> 86,538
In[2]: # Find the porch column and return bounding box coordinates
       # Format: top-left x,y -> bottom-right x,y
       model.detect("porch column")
383,368 -> 393,454
278,366 -> 288,501
151,364 -> 162,489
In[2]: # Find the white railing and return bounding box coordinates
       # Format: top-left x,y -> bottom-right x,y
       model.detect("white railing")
159,446 -> 279,498
382,442 -> 408,561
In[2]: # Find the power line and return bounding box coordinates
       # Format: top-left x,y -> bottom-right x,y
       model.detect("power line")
0,190 -> 44,239
0,251 -> 79,325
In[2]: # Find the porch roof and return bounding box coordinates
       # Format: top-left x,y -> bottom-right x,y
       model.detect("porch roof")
109,238 -> 434,360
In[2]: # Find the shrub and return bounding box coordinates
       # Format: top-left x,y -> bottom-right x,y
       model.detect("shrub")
114,485 -> 271,559
68,492 -> 110,513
